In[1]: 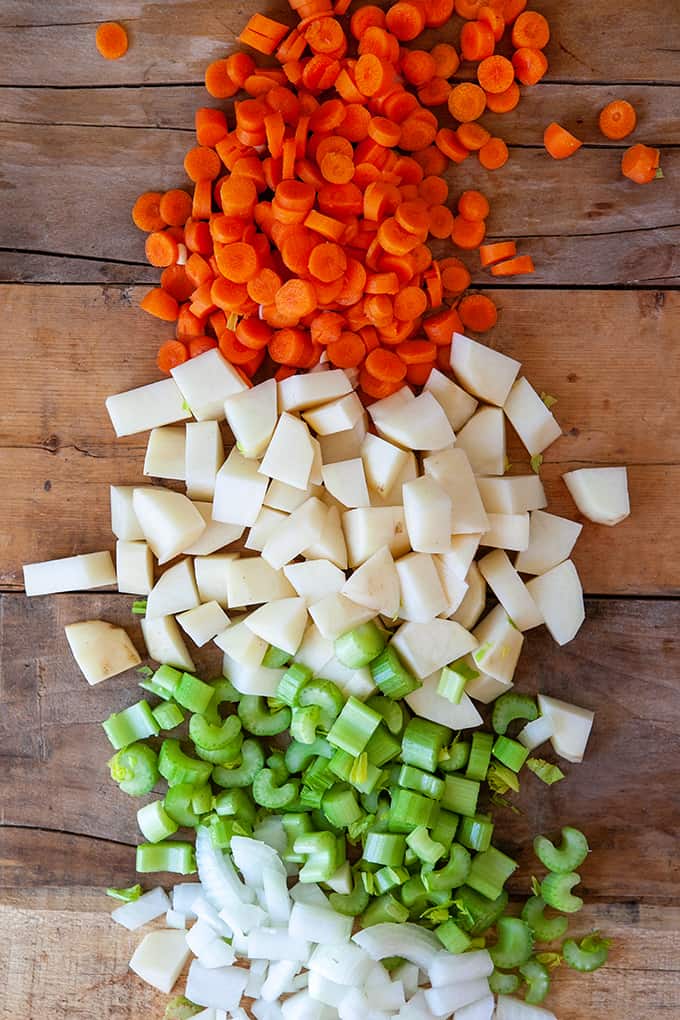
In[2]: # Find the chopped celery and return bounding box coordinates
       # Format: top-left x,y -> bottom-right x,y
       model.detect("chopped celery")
398,764 -> 444,799
520,958 -> 551,1004
152,702 -> 185,732
534,827 -> 589,873
335,621 -> 386,668
136,841 -> 196,874
492,691 -> 539,735
109,742 -> 159,796
103,700 -> 159,750
435,918 -> 472,954
106,884 -> 142,902
370,646 -> 420,699
466,731 -> 494,781
158,739 -> 212,787
562,932 -> 611,972
467,845 -> 518,901
490,917 -> 534,968
541,872 -> 583,913
238,694 -> 291,736
521,895 -> 568,942
492,735 -> 530,773
327,697 -> 382,756
441,774 -> 480,817
401,718 -> 451,773
212,739 -> 264,789
526,758 -> 565,786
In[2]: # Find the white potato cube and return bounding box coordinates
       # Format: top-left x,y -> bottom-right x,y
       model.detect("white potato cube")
441,535 -> 482,581
369,391 -> 454,451
318,413 -> 368,464
303,393 -> 364,435
110,485 -> 145,541
504,377 -> 561,456
341,545 -> 400,618
246,507 -> 288,552
368,451 -> 418,508
537,694 -> 594,763
24,551 -> 116,596
64,620 -> 140,685
284,560 -> 345,603
450,563 -> 486,630
472,605 -> 524,685
407,682 -> 482,730
224,378 -> 278,459
227,557 -> 295,608
465,670 -> 512,704
133,488 -> 206,565
320,658 -> 376,700
450,333 -> 520,407
146,558 -> 200,620
262,497 -> 327,570
116,541 -> 154,595
260,413 -> 315,490
221,653 -> 285,697
518,715 -> 554,750
481,513 -> 530,552
279,369 -> 352,412
309,594 -> 376,640
213,448 -> 269,528
141,615 -> 195,671
403,477 -> 452,554
244,597 -> 308,656
194,553 -> 238,608
129,930 -> 191,995
396,552 -> 448,622
309,436 -> 323,485
515,510 -> 583,575
477,475 -> 547,515
183,502 -> 243,556
433,555 -> 469,617
562,467 -> 630,527
526,560 -> 585,646
343,507 -> 410,568
215,618 -> 268,667
295,623 -> 335,675
424,367 -> 478,431
455,407 -> 506,476
478,549 -> 543,631
264,480 -> 323,513
176,601 -> 230,647
301,505 -> 347,571
391,620 -> 477,679
423,450 -> 489,535
171,348 -> 247,421
185,420 -> 224,501
361,434 -> 408,499
105,378 -> 190,437
322,459 -> 370,508
144,426 -> 186,481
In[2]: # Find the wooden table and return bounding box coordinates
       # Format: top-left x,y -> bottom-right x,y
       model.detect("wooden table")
1,2 -> 679,1016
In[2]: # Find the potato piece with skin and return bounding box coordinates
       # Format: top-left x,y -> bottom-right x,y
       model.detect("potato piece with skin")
64,620 -> 141,685
450,332 -> 521,407
317,413 -> 368,464
424,367 -> 478,431
403,476 -> 452,554
244,597 -> 308,656
343,507 -> 410,568
146,558 -> 199,620
396,552 -> 448,622
477,475 -> 547,515
278,369 -> 353,413
391,619 -> 478,679
368,391 -> 455,451
341,545 -> 401,618
184,502 -> 244,556
176,601 -> 230,647
478,549 -> 543,631
141,615 -> 195,671
194,552 -> 238,608
472,604 -> 524,685
106,378 -> 190,437
361,434 -> 409,499
23,551 -> 117,597
143,426 -> 186,481
303,505 -> 348,570
562,467 -> 630,526
515,510 -> 582,575
322,459 -> 371,508
171,347 -> 247,421
213,448 -> 269,528
224,378 -> 278,460
504,377 -> 562,456
481,513 -> 530,552
537,694 -> 594,763
215,617 -> 268,667
110,485 -> 145,541
284,559 -> 346,603
259,412 -> 315,490
226,557 -> 296,609
309,594 -> 376,640
450,563 -> 486,630
261,497 -> 327,570
133,488 -> 206,565
526,559 -> 585,646
455,407 -> 506,476
303,392 -> 365,435
423,449 -> 489,535
185,420 -> 224,501
116,541 -> 154,595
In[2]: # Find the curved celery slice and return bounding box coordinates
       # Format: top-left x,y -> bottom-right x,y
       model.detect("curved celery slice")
489,969 -> 521,995
492,691 -> 539,735
252,768 -> 299,810
421,843 -> 471,892
189,712 -> 241,751
562,932 -> 611,972
521,895 -> 569,942
238,694 -> 291,736
490,917 -> 534,969
213,738 -> 264,788
541,872 -> 583,914
109,742 -> 159,796
534,826 -> 589,873
520,958 -> 551,1004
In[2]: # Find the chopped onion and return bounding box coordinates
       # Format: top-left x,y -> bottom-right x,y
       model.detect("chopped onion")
263,865 -> 291,926
454,993 -> 495,1020
186,919 -> 236,968
424,977 -> 491,1017
245,958 -> 269,998
231,835 -> 286,887
429,949 -> 493,987
339,988 -> 370,1019
393,962 -> 419,998
289,882 -> 329,907
260,959 -> 300,1002
193,893 -> 233,936
185,959 -> 248,1010
398,990 -> 437,1019
218,892 -> 267,936
129,929 -> 190,994
308,943 -> 373,987
289,901 -> 353,945
281,991 -> 335,1019
518,714 -> 554,750
248,927 -> 311,963
324,860 -> 353,894
172,882 -> 201,918
253,816 -> 289,857
252,1000 -> 284,1020
366,978 -> 405,1011
292,971 -> 309,991
354,923 -> 441,971
495,997 -> 558,1020
195,825 -> 253,911
111,886 -> 170,930
308,970 -> 346,1007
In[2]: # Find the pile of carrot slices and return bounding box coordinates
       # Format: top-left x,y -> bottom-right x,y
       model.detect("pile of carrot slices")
132,0 -> 551,398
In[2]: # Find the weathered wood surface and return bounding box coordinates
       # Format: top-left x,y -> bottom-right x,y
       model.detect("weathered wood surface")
2,285 -> 678,595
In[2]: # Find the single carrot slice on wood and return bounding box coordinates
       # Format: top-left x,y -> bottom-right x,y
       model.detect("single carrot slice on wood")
157,339 -> 188,373
478,137 -> 509,169
621,143 -> 661,184
205,60 -> 239,99
448,83 -> 487,123
491,254 -> 535,276
477,55 -> 514,94
95,22 -> 128,60
479,240 -> 517,266
424,306 -> 464,345
458,190 -> 490,221
145,230 -> 180,267
365,348 -> 407,382
599,100 -> 637,140
140,288 -> 179,322
441,259 -> 472,293
451,216 -> 487,249
512,47 -> 548,86
428,204 -> 456,239
511,10 -> 550,49
458,293 -> 498,331
544,122 -> 582,159
484,81 -> 520,113
132,192 -> 165,232
419,175 -> 449,205
436,128 -> 470,163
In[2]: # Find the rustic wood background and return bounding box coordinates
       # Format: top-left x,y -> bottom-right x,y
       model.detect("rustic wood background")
1,1 -> 679,1017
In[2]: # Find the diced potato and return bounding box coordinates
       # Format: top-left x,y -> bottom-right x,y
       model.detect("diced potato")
262,497 -> 327,570
391,619 -> 477,679
194,553 -> 238,608
320,657 -> 376,700
309,594 -> 376,640
110,485 -> 145,541
294,622 -> 334,675
342,507 -> 410,568
185,420 -> 225,501
562,466 -> 630,527
526,560 -> 585,646
141,615 -> 195,671
477,475 -> 547,515
450,563 -> 486,630
424,367 -> 478,431
64,620 -> 141,685
259,413 -> 315,490
478,549 -> 543,631
481,513 -> 530,552
403,476 -> 452,553
105,378 -> 190,437
171,348 -> 247,421
278,369 -> 352,412
116,541 -> 154,595
244,596 -> 308,656
309,436 -> 323,485
143,425 -> 186,482
423,450 -> 489,535
503,377 -> 561,456
245,506 -> 288,552
437,535 -> 481,582
146,558 -> 200,620
221,652 -> 285,697
322,459 -> 371,508
537,694 -> 594,763
450,333 -> 520,407
264,479 -> 323,513
182,502 -> 243,557
433,555 -> 469,617
341,545 -> 400,618
133,488 -> 206,565
284,559 -> 346,603
369,391 -> 455,451
515,510 -> 582,575
395,552 -> 448,622
224,378 -> 278,459
23,551 -> 117,596
517,714 -> 554,750
472,604 -> 524,685
303,393 -> 365,435
213,448 -> 269,527
465,669 -> 512,704
129,930 -> 191,994
317,413 -> 368,465
368,452 -> 418,508
303,505 -> 348,570
226,557 -> 296,608
407,682 -> 482,730
176,601 -> 230,647
215,617 -> 268,667
361,434 -> 409,498
455,407 -> 506,476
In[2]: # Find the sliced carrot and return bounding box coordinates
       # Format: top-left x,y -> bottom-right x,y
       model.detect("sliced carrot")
621,143 -> 661,184
424,305 -> 464,345
132,192 -> 165,232
326,331 -> 366,367
544,122 -> 583,160
359,367 -> 405,399
511,10 -> 550,49
191,179 -> 212,220
350,5 -> 386,39
396,338 -> 437,364
425,0 -> 456,28
478,4 -> 505,40
161,265 -> 195,303
428,204 -> 456,239
306,16 -> 345,54
145,230 -> 180,267
269,327 -> 309,365
365,348 -> 407,382
441,260 -> 472,294
484,80 -> 520,113
188,335 -> 218,357
458,189 -> 490,221
479,240 -> 517,267
176,304 -> 207,339
401,50 -> 437,87
503,0 -> 528,23
275,278 -> 318,320
215,242 -> 259,283
460,20 -> 495,62
205,60 -> 239,99
418,77 -> 452,108
247,268 -> 282,305
236,317 -> 274,350
478,136 -> 509,169
140,288 -> 179,322
210,276 -> 249,313
455,0 -> 486,18
309,242 -> 348,282
451,216 -> 487,249
160,190 -> 192,227
477,54 -> 514,94
458,293 -> 498,331
419,175 -> 449,206
218,330 -> 257,365
431,43 -> 460,78
95,22 -> 128,60
436,128 -> 471,163
599,100 -> 637,141
406,361 -> 435,386
157,339 -> 188,374
448,83 -> 487,123
385,2 -> 426,41
457,123 -> 491,151
491,254 -> 535,276
512,47 -> 548,86
394,286 -> 428,320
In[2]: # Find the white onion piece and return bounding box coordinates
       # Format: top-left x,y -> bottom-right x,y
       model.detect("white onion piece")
353,923 -> 441,971
252,1000 -> 284,1020
195,825 -> 254,910
518,714 -> 554,750
218,892 -> 266,935
393,962 -> 419,998
424,978 -> 490,1017
248,927 -> 311,962
308,970 -> 346,1006
429,949 -> 493,987
193,893 -> 232,936
289,901 -> 353,945
398,990 -> 437,1019
253,815 -> 288,856
292,971 -> 309,990
289,882 -> 329,907
366,978 -> 405,1011
454,993 -> 495,1020
165,908 -> 187,930
263,865 -> 291,926
281,991 -> 335,1019
260,959 -> 300,1002
185,959 -> 248,1011
172,882 -> 201,918
231,835 -> 286,886
191,1010 -> 216,1020
111,886 -> 170,930
324,860 -> 353,894
129,930 -> 190,994
308,943 -> 374,986
186,920 -> 236,969
227,1009 -> 249,1020
495,997 -> 558,1020
339,988 -> 370,1019
245,958 -> 269,998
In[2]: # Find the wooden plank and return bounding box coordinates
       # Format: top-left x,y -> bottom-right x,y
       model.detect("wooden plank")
2,285 -> 678,595
1,0 -> 679,85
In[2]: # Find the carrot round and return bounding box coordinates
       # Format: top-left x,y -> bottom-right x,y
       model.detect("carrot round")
419,175 -> 449,205
458,190 -> 490,221
327,331 -> 366,367
394,286 -> 428,320
479,240 -> 517,267
424,306 -> 464,345
236,317 -> 273,350
455,0 -> 486,17
401,50 -> 437,87
188,335 -> 218,358
406,361 -> 435,386
484,81 -> 520,113
132,192 -> 165,232
205,60 -> 239,99
161,265 -> 194,303
441,258 -> 472,293
458,293 -> 498,332
460,20 -> 495,62
599,100 -> 637,141
275,278 -> 317,320
157,339 -> 188,374
503,0 -> 528,23
544,122 -> 582,160
219,330 -> 257,365
359,366 -> 405,399
145,230 -> 180,267
350,5 -> 386,39
457,123 -> 491,151
478,4 -> 505,41
511,11 -> 550,49
365,348 -> 407,382
478,137 -> 509,169
621,143 -> 661,184
477,54 -> 514,94
385,2 -> 426,41
309,242 -> 348,282
159,190 -> 192,227
428,204 -> 456,239
491,254 -> 535,276
216,242 -> 259,283
396,339 -> 437,364
431,43 -> 460,78
512,47 -> 548,86
95,22 -> 128,60
140,288 -> 179,322
451,216 -> 487,249
448,83 -> 487,123
424,0 -> 456,28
